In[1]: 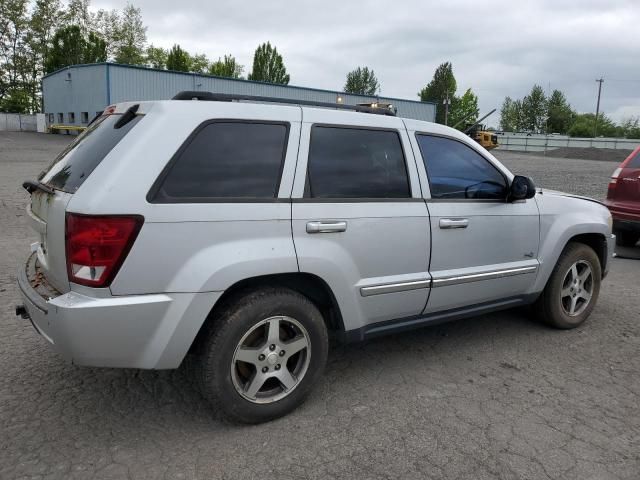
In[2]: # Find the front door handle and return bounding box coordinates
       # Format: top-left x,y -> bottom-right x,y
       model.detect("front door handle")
439,218 -> 469,229
306,221 -> 347,233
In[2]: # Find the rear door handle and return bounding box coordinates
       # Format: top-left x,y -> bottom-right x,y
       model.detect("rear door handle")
439,218 -> 469,229
306,221 -> 347,233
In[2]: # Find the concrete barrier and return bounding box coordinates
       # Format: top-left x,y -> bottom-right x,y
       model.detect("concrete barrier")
0,113 -> 39,132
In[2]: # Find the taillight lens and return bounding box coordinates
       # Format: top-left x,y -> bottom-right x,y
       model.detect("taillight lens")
65,213 -> 143,287
607,167 -> 623,198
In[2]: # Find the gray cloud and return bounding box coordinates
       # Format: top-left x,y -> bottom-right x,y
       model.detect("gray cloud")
93,0 -> 640,124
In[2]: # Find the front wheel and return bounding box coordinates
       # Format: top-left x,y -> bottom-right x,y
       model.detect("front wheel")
194,287 -> 328,423
533,243 -> 601,329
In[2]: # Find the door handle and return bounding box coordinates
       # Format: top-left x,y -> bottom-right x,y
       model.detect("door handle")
306,221 -> 347,233
439,218 -> 469,229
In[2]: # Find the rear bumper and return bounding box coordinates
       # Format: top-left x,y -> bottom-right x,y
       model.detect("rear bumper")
16,253 -> 220,369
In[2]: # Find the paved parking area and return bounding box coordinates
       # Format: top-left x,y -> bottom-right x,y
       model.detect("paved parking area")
1,132 -> 639,480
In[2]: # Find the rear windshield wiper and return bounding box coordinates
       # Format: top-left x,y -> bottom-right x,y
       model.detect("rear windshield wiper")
22,180 -> 55,195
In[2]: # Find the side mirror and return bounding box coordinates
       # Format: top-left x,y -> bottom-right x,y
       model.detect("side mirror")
509,175 -> 536,201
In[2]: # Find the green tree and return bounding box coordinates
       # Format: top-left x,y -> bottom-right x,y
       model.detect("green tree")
418,62 -> 457,124
84,31 -> 107,63
521,84 -> 547,132
546,89 -> 575,134
499,97 -> 517,131
112,3 -> 146,65
44,25 -> 85,73
166,44 -> 190,72
247,42 -> 289,84
92,8 -> 119,59
26,0 -> 63,110
209,54 -> 243,78
568,113 -> 617,138
189,53 -> 209,74
344,66 -> 379,95
1,0 -> 29,109
63,0 -> 91,33
620,117 -> 640,139
145,44 -> 167,69
449,88 -> 478,130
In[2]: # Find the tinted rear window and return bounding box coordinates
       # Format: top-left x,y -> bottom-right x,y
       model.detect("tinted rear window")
306,126 -> 410,198
41,114 -> 142,193
152,121 -> 288,201
627,149 -> 640,168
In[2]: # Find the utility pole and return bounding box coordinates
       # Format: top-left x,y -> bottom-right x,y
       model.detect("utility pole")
594,78 -> 604,138
443,92 -> 451,126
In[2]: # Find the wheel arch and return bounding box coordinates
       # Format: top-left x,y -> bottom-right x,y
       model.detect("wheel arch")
189,272 -> 346,355
533,226 -> 609,295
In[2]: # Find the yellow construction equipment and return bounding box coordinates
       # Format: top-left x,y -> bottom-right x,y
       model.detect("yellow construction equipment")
453,108 -> 499,150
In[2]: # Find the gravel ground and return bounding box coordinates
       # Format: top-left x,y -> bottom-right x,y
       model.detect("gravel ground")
493,151 -> 615,200
1,132 -> 639,480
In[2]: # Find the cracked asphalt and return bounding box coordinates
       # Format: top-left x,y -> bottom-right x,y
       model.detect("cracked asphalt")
1,133 -> 639,479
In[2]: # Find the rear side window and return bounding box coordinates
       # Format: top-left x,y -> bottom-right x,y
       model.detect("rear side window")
416,134 -> 507,200
41,114 -> 142,193
306,126 -> 410,198
152,121 -> 288,201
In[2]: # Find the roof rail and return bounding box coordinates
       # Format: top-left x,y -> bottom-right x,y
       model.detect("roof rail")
171,91 -> 397,116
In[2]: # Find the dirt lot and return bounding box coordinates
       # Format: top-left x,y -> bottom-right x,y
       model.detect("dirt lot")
1,132 -> 639,480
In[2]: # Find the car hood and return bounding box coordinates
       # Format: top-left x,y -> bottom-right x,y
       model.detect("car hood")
537,189 -> 605,207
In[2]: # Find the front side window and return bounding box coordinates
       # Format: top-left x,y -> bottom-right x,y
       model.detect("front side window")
306,126 -> 410,198
416,134 -> 507,200
152,121 -> 288,201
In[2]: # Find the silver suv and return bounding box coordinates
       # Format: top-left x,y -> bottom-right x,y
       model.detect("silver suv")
16,93 -> 615,423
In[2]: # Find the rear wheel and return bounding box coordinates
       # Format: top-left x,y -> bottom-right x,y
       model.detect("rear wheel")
194,287 -> 328,423
533,242 -> 601,329
615,230 -> 640,247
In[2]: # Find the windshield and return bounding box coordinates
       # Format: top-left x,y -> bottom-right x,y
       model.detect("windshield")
40,114 -> 142,193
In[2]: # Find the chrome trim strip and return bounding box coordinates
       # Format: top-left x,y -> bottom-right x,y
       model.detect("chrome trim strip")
431,266 -> 538,288
360,279 -> 431,297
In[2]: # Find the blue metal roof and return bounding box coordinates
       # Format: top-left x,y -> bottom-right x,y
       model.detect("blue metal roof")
42,62 -> 435,107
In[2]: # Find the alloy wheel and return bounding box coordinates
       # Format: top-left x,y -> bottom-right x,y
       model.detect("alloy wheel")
231,316 -> 311,404
560,260 -> 594,317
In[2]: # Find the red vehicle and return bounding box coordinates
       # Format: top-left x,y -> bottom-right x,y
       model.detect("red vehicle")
605,146 -> 640,247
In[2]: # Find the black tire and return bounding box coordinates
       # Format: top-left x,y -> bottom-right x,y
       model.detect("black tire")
615,230 -> 640,248
194,287 -> 328,424
533,242 -> 601,329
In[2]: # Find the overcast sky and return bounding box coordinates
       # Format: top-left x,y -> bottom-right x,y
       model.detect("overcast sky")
93,0 -> 639,126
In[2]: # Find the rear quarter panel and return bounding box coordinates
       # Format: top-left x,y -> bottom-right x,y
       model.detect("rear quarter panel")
67,101 -> 303,295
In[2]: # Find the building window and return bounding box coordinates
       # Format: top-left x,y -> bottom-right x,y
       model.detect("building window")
48,113 -> 54,124
68,112 -> 75,123
81,112 -> 89,123
57,113 -> 63,123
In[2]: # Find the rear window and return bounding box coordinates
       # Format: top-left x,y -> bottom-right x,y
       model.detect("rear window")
41,114 -> 142,193
627,149 -> 640,168
150,121 -> 288,202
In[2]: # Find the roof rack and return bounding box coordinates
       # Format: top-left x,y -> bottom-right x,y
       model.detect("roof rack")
171,91 -> 397,116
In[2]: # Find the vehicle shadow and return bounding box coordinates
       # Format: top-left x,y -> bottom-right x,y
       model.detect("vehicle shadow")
5,306 -> 545,436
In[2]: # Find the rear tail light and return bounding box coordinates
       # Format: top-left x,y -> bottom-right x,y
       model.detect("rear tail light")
65,213 -> 143,287
607,167 -> 623,198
